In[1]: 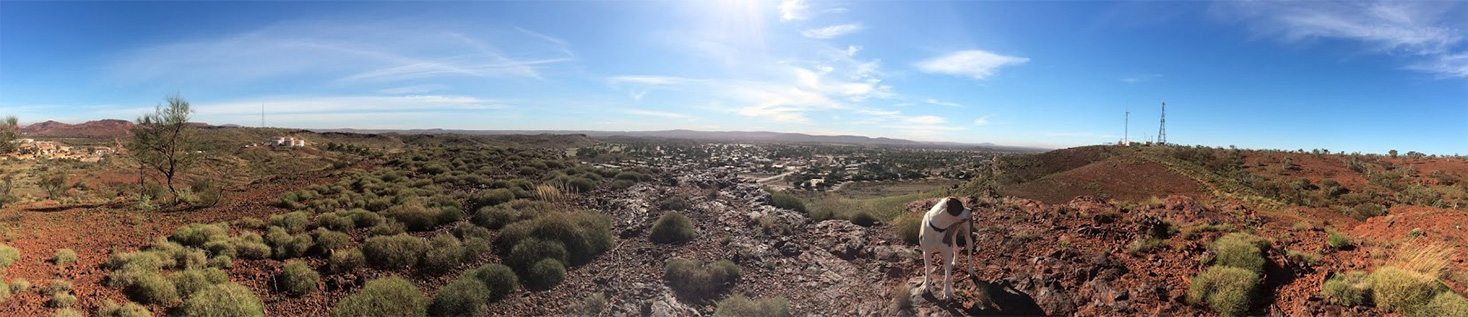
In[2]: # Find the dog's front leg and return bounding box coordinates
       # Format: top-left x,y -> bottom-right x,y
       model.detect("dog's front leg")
965,221 -> 976,276
922,251 -> 932,294
942,248 -> 955,300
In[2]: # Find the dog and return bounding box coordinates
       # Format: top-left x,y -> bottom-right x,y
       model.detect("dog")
917,197 -> 977,300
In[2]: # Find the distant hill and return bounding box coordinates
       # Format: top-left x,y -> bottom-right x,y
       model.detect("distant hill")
313,128 -> 1044,151
20,119 -> 134,139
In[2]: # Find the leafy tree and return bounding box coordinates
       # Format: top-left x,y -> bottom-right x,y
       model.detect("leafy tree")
39,169 -> 67,199
0,115 -> 17,153
1389,149 -> 1399,158
128,96 -> 198,205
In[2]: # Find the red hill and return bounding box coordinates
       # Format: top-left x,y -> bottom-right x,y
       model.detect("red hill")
20,119 -> 134,138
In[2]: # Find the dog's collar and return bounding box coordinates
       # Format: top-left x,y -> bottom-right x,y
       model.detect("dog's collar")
928,220 -> 948,233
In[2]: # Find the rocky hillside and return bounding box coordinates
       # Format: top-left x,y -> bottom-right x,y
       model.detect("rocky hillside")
20,119 -> 133,138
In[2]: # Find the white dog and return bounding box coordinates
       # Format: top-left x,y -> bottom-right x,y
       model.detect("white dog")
918,197 -> 976,300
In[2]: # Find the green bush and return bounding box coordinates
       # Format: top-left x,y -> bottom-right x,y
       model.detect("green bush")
269,211 -> 313,233
316,212 -> 355,231
362,234 -> 427,269
452,222 -> 493,241
1369,266 -> 1445,314
204,239 -> 236,258
1211,233 -> 1268,273
714,294 -> 791,317
53,308 -> 82,317
265,226 -> 314,259
656,196 -> 693,211
1327,232 -> 1353,250
650,212 -> 696,244
1128,238 -> 1167,255
49,291 -> 77,308
892,213 -> 923,245
279,260 -> 321,296
1423,292 -> 1468,317
343,209 -> 385,228
0,280 -> 8,302
496,212 -> 612,266
0,244 -> 22,269
471,205 -> 520,229
1321,271 -> 1370,306
469,188 -> 515,210
420,234 -> 464,273
328,248 -> 366,274
179,283 -> 264,317
664,258 -> 741,299
232,234 -> 272,260
208,255 -> 233,269
507,238 -> 567,273
429,277 -> 489,316
368,220 -> 406,236
471,264 -> 518,302
235,217 -> 266,230
9,278 -> 30,293
125,272 -> 178,305
849,211 -> 878,227
768,190 -> 806,213
311,229 -> 352,255
170,223 -> 230,248
387,203 -> 441,232
96,299 -> 151,317
170,268 -> 228,297
331,276 -> 427,317
53,249 -> 78,266
1187,266 -> 1258,316
523,259 -> 566,291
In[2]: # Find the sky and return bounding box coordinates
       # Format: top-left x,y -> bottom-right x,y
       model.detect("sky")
1,1 -> 1465,154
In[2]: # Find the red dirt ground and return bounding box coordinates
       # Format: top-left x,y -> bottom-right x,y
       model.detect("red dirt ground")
1004,157 -> 1207,204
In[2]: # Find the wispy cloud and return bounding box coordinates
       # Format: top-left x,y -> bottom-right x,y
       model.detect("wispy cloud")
1120,73 -> 1163,83
924,98 -> 962,107
779,0 -> 809,22
1218,1 -> 1467,78
106,21 -> 575,85
973,115 -> 992,126
801,23 -> 863,39
622,108 -> 693,120
379,84 -> 450,95
915,50 -> 1029,80
608,75 -> 696,86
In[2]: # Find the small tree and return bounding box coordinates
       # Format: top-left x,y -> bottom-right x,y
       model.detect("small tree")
0,115 -> 18,153
39,169 -> 68,199
1389,149 -> 1399,158
128,96 -> 197,205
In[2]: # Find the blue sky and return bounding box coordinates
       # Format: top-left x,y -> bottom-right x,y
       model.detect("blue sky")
1,1 -> 1465,153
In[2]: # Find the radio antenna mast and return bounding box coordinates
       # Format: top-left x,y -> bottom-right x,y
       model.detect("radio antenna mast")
1156,101 -> 1166,145
1124,107 -> 1130,146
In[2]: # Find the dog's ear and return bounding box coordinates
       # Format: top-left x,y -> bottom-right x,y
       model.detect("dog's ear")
944,197 -> 965,216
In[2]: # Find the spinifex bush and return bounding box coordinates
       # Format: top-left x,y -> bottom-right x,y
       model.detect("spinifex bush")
331,276 -> 427,317
1188,266 -> 1258,316
180,283 -> 264,317
362,234 -> 427,269
278,260 -> 321,297
471,264 -> 519,302
420,234 -> 464,273
650,212 -> 696,244
1211,233 -> 1269,273
495,211 -> 612,267
430,276 -> 490,316
1320,271 -> 1370,306
714,294 -> 791,317
664,258 -> 741,300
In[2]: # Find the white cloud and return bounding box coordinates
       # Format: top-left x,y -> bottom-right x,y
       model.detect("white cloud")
801,24 -> 863,39
106,21 -> 575,85
201,95 -> 505,116
1120,74 -> 1162,83
622,108 -> 693,120
915,50 -> 1029,80
779,0 -> 809,22
973,115 -> 992,126
1219,1 -> 1468,77
608,75 -> 695,86
378,84 -> 450,95
902,115 -> 947,125
924,98 -> 962,107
